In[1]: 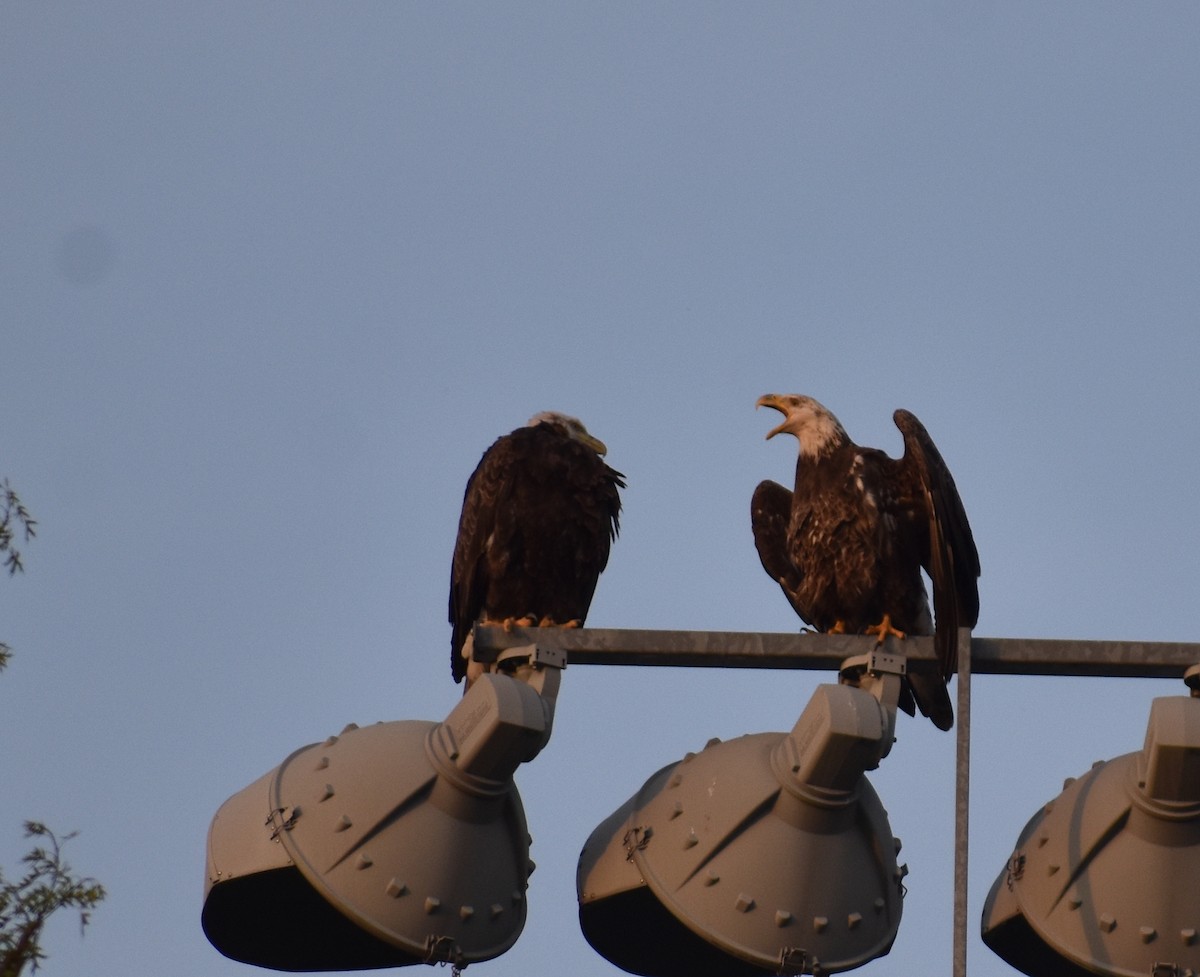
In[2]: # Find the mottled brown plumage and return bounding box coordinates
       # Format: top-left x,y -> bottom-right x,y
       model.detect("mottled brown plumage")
752,395 -> 980,729
449,412 -> 624,683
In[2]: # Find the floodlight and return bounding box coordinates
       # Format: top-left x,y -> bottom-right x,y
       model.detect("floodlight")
202,651 -> 560,971
982,669 -> 1200,977
577,653 -> 907,976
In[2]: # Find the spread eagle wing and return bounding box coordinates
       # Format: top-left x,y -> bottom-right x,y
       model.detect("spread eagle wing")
893,409 -> 981,683
750,479 -> 809,623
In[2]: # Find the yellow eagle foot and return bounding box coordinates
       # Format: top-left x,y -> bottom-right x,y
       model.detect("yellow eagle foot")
865,614 -> 906,644
482,615 -> 538,633
537,616 -> 582,629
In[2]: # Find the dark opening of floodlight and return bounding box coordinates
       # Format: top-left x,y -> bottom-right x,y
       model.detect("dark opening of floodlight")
982,680 -> 1200,977
578,659 -> 906,977
203,660 -> 559,971
202,860 -> 410,971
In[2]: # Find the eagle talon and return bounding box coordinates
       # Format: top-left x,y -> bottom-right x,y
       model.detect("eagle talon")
534,616 -> 584,629
865,614 -> 906,644
537,619 -> 583,633
488,615 -> 537,633
827,620 -> 848,635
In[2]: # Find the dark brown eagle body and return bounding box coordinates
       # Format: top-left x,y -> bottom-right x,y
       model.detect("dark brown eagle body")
752,395 -> 980,730
449,413 -> 624,684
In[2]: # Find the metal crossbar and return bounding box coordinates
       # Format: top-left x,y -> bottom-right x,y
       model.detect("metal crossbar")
473,625 -> 1200,678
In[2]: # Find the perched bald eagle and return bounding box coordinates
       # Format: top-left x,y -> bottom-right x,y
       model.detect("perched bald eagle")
752,395 -> 980,730
449,412 -> 624,685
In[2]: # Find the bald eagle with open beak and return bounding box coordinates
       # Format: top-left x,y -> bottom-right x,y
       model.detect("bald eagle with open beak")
449,412 -> 624,686
752,394 -> 980,730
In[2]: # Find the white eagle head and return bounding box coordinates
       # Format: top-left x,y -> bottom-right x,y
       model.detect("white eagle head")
527,411 -> 608,456
756,394 -> 848,459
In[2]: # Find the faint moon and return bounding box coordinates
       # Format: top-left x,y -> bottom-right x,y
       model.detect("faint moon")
56,224 -> 117,286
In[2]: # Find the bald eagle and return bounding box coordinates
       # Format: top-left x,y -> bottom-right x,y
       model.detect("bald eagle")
449,412 -> 624,685
752,395 -> 980,730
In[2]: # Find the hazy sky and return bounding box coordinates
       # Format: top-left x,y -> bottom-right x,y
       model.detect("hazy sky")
3,4 -> 1199,976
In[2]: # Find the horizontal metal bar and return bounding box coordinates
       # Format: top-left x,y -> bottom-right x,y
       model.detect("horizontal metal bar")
472,626 -> 1200,679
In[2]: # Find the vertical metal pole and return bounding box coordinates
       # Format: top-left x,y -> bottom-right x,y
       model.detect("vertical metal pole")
952,628 -> 972,977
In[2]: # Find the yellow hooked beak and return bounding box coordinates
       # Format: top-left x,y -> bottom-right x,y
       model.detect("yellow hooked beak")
756,394 -> 789,439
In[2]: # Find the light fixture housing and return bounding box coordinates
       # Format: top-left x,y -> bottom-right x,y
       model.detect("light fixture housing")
202,665 -> 558,970
982,690 -> 1200,977
578,679 -> 905,976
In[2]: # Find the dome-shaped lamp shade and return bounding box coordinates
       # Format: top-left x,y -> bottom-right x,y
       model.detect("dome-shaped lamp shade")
982,694 -> 1200,977
578,683 -> 904,976
203,673 -> 552,971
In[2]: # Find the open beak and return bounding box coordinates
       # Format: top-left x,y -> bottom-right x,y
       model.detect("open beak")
756,394 -> 788,439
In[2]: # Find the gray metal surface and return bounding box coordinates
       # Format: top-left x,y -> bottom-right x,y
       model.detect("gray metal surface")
270,718 -> 531,968
953,628 -> 972,977
202,673 -> 554,971
474,626 -> 1200,678
479,625 -> 1200,977
982,694 -> 1200,977
578,683 -> 904,976
203,625 -> 1200,973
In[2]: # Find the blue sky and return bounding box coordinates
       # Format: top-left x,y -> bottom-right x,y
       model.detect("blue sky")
3,3 -> 1199,975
